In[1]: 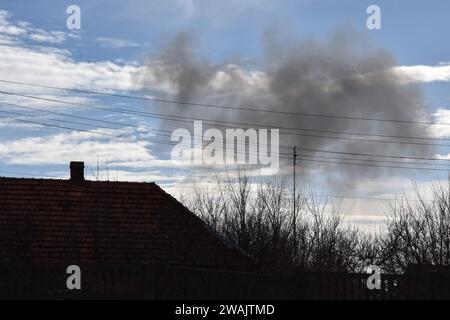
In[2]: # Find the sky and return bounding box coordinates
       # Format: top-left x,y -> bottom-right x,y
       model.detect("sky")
1,0 -> 450,231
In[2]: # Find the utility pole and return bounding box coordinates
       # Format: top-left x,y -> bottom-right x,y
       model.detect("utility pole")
293,146 -> 297,256
445,170 -> 450,205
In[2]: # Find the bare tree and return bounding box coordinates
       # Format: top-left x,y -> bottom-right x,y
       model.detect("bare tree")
381,181 -> 450,272
183,169 -> 372,273
183,170 -> 450,275
300,190 -> 362,272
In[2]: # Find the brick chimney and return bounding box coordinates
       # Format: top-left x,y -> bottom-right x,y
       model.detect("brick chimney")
70,161 -> 85,182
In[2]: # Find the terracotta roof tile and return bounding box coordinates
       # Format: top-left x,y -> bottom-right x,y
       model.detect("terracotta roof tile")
0,177 -> 252,270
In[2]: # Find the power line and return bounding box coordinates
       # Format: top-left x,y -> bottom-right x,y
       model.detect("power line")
3,103 -> 450,169
0,112 -> 294,160
0,101 -> 293,150
0,101 -> 151,131
4,99 -> 450,165
0,89 -> 447,143
6,100 -> 449,168
5,97 -> 449,163
0,109 -> 293,159
299,157 -> 449,172
2,90 -> 450,148
9,97 -> 434,147
0,113 -> 177,146
0,109 -> 130,133
2,103 -> 450,170
302,147 -> 450,163
300,153 -> 450,167
0,78 -> 447,126
3,110 -> 450,172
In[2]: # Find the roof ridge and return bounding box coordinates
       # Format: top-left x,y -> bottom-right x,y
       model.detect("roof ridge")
0,176 -> 158,186
151,183 -> 254,263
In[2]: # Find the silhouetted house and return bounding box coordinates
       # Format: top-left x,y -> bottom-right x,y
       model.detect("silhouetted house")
0,162 -> 251,270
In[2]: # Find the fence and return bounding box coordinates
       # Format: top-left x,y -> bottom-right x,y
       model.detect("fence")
0,263 -> 449,299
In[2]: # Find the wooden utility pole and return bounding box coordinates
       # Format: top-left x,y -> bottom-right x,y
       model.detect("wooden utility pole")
445,170 -> 450,205
293,146 -> 297,255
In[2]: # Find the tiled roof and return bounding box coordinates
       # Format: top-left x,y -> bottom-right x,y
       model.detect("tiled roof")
0,177 -> 252,270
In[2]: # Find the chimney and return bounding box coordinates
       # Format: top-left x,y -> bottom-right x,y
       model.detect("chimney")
70,161 -> 85,182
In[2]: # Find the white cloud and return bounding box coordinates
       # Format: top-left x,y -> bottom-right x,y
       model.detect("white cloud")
393,64 -> 450,83
0,10 -> 26,36
0,9 -> 74,45
0,33 -> 16,45
84,169 -> 185,183
29,30 -> 67,44
0,44 -> 144,93
428,108 -> 450,139
0,129 -> 154,166
0,128 -> 200,184
137,62 -> 269,97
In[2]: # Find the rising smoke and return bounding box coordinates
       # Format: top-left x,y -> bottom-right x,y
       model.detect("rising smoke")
136,29 -> 433,188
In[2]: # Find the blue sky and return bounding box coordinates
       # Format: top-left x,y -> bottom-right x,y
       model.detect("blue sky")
2,0 -> 449,62
2,0 -> 450,106
1,0 -> 450,230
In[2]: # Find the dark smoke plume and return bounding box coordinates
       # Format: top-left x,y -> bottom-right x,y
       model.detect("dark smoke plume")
136,29 -> 432,189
